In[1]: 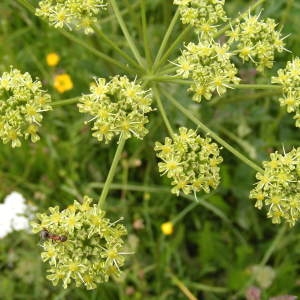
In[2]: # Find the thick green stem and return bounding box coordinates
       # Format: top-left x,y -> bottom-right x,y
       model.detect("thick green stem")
158,65 -> 178,75
140,0 -> 152,65
163,91 -> 264,173
155,25 -> 192,71
145,75 -> 283,91
153,86 -> 174,136
109,0 -> 145,67
94,27 -> 143,71
153,9 -> 180,68
100,0 -> 140,25
98,136 -> 126,208
51,97 -> 79,107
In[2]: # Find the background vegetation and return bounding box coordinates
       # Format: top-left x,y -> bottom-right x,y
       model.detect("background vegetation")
0,0 -> 299,299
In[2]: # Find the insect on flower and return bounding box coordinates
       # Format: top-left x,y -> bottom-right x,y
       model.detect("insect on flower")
40,229 -> 67,242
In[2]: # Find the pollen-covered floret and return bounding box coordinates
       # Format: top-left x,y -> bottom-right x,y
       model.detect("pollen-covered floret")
0,68 -> 52,147
271,58 -> 300,128
78,76 -> 152,143
176,41 -> 240,102
174,0 -> 227,39
31,196 -> 128,290
226,13 -> 285,72
154,127 -> 223,196
250,148 -> 300,226
36,0 -> 106,34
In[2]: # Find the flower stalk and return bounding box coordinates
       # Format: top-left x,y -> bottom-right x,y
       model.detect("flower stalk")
98,136 -> 127,208
163,91 -> 264,173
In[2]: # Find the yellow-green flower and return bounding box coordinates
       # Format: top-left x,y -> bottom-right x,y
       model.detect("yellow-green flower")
78,75 -> 153,143
155,127 -> 223,196
250,148 -> 300,226
36,0 -> 106,34
272,58 -> 300,128
175,41 -> 240,102
31,196 -> 128,290
226,13 -> 285,71
174,0 -> 227,39
0,67 -> 52,147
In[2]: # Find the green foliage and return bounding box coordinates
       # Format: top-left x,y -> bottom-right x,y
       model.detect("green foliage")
0,0 -> 299,299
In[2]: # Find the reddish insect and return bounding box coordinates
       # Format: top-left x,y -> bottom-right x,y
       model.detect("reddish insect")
40,229 -> 67,242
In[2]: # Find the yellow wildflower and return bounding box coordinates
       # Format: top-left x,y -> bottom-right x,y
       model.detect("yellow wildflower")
46,52 -> 60,67
161,222 -> 174,235
54,73 -> 73,93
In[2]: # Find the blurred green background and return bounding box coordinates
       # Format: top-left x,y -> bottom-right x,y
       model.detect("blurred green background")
0,0 -> 299,299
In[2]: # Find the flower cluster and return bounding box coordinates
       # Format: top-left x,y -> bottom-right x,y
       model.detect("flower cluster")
272,58 -> 300,127
174,0 -> 227,39
176,41 -> 240,102
250,148 -> 300,226
31,196 -> 128,290
78,76 -> 152,143
154,127 -> 223,196
226,13 -> 285,72
0,68 -> 52,147
36,0 -> 106,34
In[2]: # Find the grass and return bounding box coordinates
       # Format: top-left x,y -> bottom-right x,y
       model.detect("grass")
0,0 -> 299,299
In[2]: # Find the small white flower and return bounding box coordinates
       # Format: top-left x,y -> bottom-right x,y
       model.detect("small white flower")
0,192 -> 35,238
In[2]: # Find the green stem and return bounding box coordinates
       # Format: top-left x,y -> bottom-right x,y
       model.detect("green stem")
260,224 -> 287,265
169,274 -> 198,300
17,0 -> 34,13
231,84 -> 282,90
51,97 -> 79,107
280,0 -> 294,28
163,92 -> 264,173
187,282 -> 228,294
146,75 -> 283,91
89,181 -> 245,243
215,0 -> 267,38
182,193 -> 246,244
209,90 -> 280,106
100,0 -> 140,24
158,65 -> 178,75
94,27 -> 143,70
59,30 -> 135,73
153,86 -> 174,136
89,182 -> 172,193
155,25 -> 192,70
171,201 -> 199,224
98,136 -> 126,208
109,0 -> 145,67
153,9 -> 180,69
124,0 -> 142,39
140,0 -> 152,65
